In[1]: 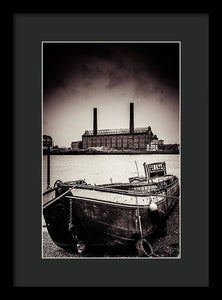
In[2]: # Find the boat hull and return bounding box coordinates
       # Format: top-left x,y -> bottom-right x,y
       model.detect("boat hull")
43,179 -> 179,251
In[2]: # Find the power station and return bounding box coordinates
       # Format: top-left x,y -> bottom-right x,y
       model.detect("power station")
81,103 -> 163,151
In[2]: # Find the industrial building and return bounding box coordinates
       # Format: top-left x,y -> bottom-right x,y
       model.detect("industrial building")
81,103 -> 164,151
71,141 -> 82,150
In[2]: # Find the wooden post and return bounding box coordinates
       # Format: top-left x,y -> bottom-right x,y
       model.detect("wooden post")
47,145 -> 50,189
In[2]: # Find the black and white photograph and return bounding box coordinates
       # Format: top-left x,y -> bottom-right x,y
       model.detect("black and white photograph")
42,42 -> 181,259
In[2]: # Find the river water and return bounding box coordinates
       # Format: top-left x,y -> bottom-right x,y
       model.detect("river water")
42,154 -> 180,192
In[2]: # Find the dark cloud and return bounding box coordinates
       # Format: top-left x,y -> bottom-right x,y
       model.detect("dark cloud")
43,43 -> 179,99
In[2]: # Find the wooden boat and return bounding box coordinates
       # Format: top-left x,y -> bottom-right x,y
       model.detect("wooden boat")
43,161 -> 179,256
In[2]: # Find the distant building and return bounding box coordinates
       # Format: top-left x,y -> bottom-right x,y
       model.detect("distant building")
147,134 -> 159,151
71,141 -> 82,150
157,139 -> 164,146
43,135 -> 53,149
81,103 -> 164,151
158,143 -> 179,152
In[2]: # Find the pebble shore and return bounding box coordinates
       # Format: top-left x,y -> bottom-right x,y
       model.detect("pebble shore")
42,202 -> 180,258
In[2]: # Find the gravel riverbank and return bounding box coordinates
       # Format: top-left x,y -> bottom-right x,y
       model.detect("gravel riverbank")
42,202 -> 180,258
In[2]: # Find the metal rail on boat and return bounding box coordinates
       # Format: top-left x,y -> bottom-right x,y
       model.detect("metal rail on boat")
43,186 -> 76,210
71,184 -> 179,199
43,184 -> 179,210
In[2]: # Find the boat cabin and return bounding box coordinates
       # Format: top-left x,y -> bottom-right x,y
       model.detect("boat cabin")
144,162 -> 166,179
129,162 -> 167,183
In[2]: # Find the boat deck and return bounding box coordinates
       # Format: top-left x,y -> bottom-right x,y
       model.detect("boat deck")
68,187 -> 164,207
62,175 -> 176,206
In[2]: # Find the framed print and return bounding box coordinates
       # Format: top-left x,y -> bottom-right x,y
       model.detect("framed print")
14,13 -> 209,286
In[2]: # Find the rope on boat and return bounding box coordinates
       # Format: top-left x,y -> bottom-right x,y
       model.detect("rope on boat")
135,195 -> 158,257
135,195 -> 143,239
136,238 -> 158,257
68,197 -> 86,254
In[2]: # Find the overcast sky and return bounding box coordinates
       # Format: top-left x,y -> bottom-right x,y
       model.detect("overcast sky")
43,42 -> 180,147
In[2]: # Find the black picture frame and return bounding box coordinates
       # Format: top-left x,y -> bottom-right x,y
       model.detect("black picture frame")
13,13 -> 209,287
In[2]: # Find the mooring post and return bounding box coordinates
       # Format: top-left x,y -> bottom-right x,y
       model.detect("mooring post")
47,144 -> 50,189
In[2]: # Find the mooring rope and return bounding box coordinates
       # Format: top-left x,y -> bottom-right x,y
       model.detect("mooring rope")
68,198 -> 78,241
68,198 -> 86,254
136,238 -> 159,257
135,195 -> 158,257
135,195 -> 143,239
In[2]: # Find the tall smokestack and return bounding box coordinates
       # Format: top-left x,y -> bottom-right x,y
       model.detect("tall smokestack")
130,102 -> 134,134
93,108 -> 97,135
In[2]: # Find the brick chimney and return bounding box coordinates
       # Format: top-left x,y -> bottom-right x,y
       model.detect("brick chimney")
93,108 -> 97,135
130,102 -> 134,134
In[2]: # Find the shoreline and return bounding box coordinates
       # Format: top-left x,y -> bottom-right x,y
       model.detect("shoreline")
43,150 -> 179,155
